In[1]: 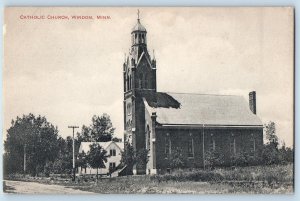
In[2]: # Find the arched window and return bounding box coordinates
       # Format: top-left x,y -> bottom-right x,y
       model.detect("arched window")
126,75 -> 129,91
129,75 -> 132,90
210,134 -> 216,151
126,121 -> 129,130
146,125 -> 151,150
188,133 -> 194,158
165,133 -> 171,158
127,103 -> 132,115
142,74 -> 146,88
141,34 -> 144,43
144,75 -> 148,89
250,134 -> 256,156
230,133 -> 236,156
139,73 -> 143,88
124,77 -> 126,91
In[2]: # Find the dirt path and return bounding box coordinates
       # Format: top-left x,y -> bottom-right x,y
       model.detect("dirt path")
4,180 -> 95,194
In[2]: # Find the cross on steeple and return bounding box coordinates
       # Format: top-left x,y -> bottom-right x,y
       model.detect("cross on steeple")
137,9 -> 140,21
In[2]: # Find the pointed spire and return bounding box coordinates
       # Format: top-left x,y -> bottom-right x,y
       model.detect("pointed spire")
153,49 -> 156,60
124,53 -> 126,63
132,9 -> 146,33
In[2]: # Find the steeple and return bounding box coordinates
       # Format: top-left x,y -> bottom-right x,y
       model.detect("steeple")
131,10 -> 147,46
123,11 -> 157,174
123,10 -> 156,93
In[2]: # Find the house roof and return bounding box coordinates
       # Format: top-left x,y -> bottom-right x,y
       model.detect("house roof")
79,141 -> 124,154
143,92 -> 262,127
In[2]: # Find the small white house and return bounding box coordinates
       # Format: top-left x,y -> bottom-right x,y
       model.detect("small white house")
78,141 -> 124,175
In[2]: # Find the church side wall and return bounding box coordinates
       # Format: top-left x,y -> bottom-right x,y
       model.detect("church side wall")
134,96 -> 147,174
144,105 -> 153,173
155,127 -> 263,173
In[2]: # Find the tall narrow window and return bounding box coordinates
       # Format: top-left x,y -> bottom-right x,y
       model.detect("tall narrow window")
142,74 -> 145,88
141,34 -> 144,43
126,75 -> 129,91
210,134 -> 215,151
144,74 -> 148,89
139,73 -> 142,88
188,133 -> 194,158
129,75 -> 132,90
127,103 -> 131,115
230,134 -> 236,156
165,133 -> 171,158
250,134 -> 256,156
146,125 -> 151,150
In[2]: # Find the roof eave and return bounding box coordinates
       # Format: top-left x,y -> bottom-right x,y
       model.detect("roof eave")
157,124 -> 264,129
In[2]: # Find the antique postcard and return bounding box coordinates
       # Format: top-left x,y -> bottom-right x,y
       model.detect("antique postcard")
3,7 -> 294,194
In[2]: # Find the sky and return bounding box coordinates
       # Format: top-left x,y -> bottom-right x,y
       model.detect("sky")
3,7 -> 294,147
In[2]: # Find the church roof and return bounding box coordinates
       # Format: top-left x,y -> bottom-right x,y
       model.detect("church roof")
143,92 -> 262,127
132,19 -> 147,32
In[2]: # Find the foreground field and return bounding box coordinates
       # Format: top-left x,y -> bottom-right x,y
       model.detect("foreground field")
3,180 -> 95,194
4,163 -> 293,194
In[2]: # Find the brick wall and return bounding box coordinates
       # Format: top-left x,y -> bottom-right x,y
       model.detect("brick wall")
154,127 -> 263,172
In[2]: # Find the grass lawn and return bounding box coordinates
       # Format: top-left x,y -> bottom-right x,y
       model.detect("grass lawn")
6,163 -> 293,194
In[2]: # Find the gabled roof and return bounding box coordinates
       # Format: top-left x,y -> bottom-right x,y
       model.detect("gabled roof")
136,51 -> 154,70
143,92 -> 262,127
79,141 -> 124,154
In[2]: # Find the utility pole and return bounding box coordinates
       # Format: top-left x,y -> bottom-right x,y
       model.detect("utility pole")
202,124 -> 205,170
23,144 -> 26,174
68,126 -> 79,181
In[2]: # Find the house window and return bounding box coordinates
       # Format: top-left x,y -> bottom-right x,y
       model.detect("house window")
188,134 -> 194,158
165,133 -> 171,158
109,162 -> 116,170
230,134 -> 236,156
210,134 -> 215,151
110,149 -> 116,156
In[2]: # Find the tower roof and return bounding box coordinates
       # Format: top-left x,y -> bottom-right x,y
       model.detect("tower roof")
132,19 -> 147,32
132,10 -> 147,32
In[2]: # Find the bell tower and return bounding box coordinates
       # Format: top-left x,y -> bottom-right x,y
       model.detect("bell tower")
123,10 -> 157,174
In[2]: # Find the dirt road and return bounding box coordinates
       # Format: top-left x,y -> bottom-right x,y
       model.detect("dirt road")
4,180 -> 95,194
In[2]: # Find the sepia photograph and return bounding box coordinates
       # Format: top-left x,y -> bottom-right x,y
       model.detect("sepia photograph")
3,7 -> 294,194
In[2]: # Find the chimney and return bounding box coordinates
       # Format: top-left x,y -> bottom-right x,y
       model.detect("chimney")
249,91 -> 256,114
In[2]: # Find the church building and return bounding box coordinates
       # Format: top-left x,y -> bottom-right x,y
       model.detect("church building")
123,13 -> 263,175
